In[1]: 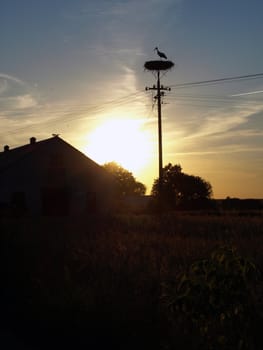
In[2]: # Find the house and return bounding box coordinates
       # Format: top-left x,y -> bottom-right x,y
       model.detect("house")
0,136 -> 115,216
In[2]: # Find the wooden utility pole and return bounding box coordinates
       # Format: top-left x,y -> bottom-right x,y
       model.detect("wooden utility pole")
145,71 -> 170,194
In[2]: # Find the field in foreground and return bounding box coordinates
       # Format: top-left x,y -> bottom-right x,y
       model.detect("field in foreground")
0,213 -> 262,349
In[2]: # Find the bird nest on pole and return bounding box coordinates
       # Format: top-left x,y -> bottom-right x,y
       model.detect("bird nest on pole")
144,60 -> 174,71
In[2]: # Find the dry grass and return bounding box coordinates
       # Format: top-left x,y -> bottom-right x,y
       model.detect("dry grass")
0,213 -> 262,349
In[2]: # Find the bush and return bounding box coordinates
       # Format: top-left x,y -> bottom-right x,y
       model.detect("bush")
162,246 -> 262,350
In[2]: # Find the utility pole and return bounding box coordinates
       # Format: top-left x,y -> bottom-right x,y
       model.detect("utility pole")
144,52 -> 174,207
145,71 -> 171,190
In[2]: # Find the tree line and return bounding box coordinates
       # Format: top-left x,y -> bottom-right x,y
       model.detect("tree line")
103,161 -> 213,210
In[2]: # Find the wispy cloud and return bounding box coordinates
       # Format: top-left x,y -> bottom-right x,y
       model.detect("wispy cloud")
179,103 -> 263,141
0,67 -> 150,150
0,80 -> 8,95
0,73 -> 24,86
1,94 -> 38,110
0,73 -> 44,147
163,96 -> 263,163
0,74 -> 39,116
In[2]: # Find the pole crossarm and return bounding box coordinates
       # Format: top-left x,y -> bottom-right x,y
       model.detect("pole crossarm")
145,86 -> 171,91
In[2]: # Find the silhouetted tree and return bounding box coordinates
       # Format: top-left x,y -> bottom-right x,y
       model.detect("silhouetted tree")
151,163 -> 213,209
103,162 -> 146,197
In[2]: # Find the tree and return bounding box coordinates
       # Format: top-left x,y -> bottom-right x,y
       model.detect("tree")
151,163 -> 213,209
103,162 -> 146,197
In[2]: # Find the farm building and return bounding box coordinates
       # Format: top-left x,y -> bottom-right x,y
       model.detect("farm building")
0,136 -> 115,216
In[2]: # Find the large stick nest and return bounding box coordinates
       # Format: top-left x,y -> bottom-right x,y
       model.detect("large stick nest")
144,60 -> 174,71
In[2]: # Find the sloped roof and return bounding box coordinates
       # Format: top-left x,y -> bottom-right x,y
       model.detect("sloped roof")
0,136 -> 103,174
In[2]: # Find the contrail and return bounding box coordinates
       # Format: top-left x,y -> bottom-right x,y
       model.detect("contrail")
231,90 -> 263,97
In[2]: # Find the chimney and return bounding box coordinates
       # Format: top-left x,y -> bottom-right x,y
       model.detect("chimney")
4,145 -> 9,152
30,137 -> 36,145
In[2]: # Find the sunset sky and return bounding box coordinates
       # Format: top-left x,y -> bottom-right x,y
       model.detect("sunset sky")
1,0 -> 263,198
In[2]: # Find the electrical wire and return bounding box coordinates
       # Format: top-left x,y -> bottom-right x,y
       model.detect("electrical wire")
2,72 -> 263,137
164,89 -> 263,109
169,73 -> 263,89
0,91 -> 147,136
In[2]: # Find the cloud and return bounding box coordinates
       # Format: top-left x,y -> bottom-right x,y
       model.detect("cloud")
15,94 -> 38,109
0,94 -> 38,110
0,73 -> 24,86
177,103 -> 263,141
162,96 -> 263,162
0,79 -> 8,95
0,73 -> 30,100
0,72 -> 43,148
0,73 -> 39,118
0,73 -> 26,100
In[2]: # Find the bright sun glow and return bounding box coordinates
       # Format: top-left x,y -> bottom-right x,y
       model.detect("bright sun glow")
85,119 -> 154,173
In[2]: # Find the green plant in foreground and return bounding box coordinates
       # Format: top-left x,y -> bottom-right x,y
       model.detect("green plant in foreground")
163,246 -> 261,350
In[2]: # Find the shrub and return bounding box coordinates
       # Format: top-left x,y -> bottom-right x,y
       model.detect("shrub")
162,246 -> 262,350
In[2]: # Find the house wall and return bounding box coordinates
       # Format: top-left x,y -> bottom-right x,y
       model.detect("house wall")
0,153 -> 42,214
0,138 -> 115,216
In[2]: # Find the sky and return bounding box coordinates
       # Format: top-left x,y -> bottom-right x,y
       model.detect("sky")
1,0 -> 263,198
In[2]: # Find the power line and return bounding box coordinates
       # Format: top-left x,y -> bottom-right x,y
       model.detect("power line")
170,73 -> 263,89
166,93 -> 262,105
0,91 -> 147,136
0,91 -> 145,116
2,72 -> 263,138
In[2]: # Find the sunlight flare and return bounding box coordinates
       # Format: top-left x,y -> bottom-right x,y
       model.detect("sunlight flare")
85,119 -> 154,173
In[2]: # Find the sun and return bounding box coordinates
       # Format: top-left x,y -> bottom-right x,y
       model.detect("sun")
85,119 -> 154,174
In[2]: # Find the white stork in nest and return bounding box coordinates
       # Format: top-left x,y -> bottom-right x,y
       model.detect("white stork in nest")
154,47 -> 168,59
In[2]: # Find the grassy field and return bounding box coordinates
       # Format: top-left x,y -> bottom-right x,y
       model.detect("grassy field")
0,213 -> 262,349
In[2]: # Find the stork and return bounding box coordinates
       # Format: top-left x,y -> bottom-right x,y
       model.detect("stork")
154,47 -> 167,60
